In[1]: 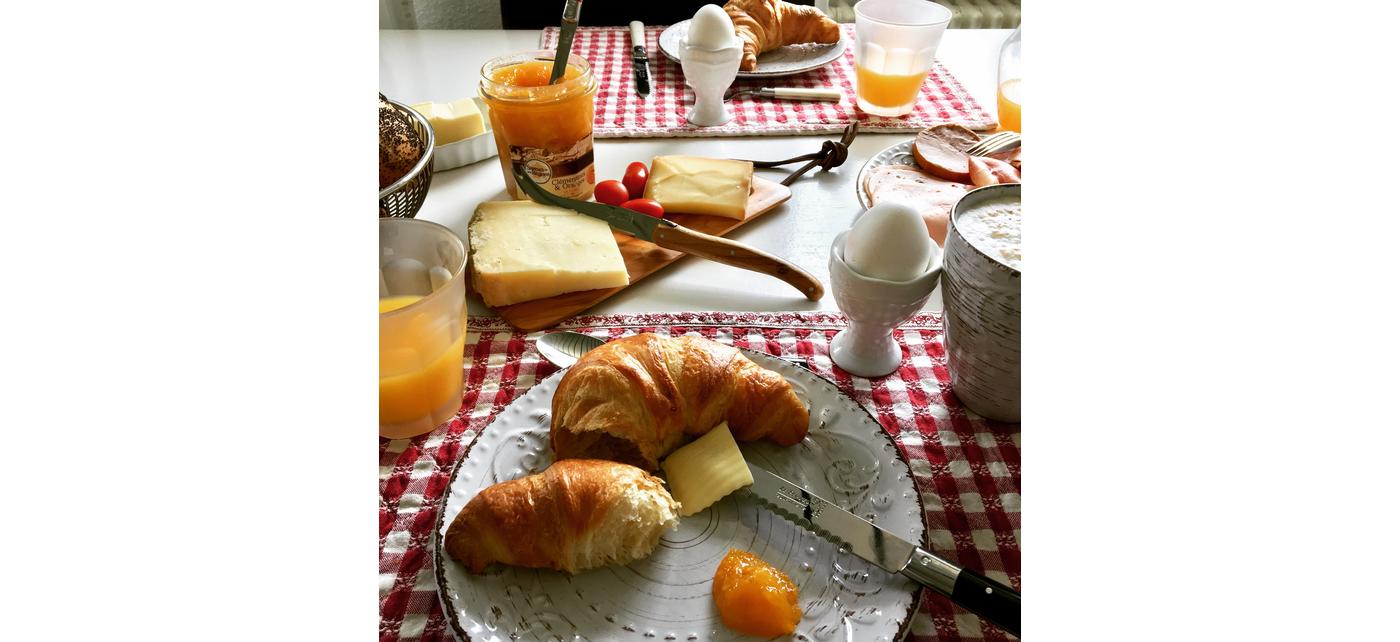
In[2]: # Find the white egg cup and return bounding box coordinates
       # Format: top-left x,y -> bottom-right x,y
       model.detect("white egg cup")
679,38 -> 742,127
828,230 -> 943,378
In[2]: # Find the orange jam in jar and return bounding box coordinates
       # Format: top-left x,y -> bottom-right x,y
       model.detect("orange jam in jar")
480,51 -> 598,200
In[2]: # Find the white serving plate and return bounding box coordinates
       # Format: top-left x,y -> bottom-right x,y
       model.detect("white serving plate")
430,97 -> 497,173
434,349 -> 926,642
658,20 -> 847,78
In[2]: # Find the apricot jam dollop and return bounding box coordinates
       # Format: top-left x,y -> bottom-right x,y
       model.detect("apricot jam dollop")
712,549 -> 801,637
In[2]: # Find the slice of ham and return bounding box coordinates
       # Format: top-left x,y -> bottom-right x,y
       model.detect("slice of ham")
912,124 -> 980,183
864,164 -> 968,245
968,156 -> 1020,187
987,146 -> 1022,172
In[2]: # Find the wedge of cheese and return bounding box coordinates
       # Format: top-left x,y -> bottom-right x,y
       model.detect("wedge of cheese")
643,155 -> 753,219
660,422 -> 753,516
410,97 -> 485,145
468,201 -> 629,307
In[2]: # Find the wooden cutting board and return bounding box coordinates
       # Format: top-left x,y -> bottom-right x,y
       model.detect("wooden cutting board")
480,177 -> 792,331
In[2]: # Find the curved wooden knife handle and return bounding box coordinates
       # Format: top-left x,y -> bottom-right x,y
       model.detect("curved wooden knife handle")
652,225 -> 824,301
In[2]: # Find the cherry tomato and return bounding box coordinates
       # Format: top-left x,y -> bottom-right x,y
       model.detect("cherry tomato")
593,180 -> 629,206
621,198 -> 664,218
622,162 -> 649,199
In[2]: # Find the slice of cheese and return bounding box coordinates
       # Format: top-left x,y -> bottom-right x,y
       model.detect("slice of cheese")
643,155 -> 753,219
410,98 -> 485,145
660,422 -> 753,517
468,201 -> 629,307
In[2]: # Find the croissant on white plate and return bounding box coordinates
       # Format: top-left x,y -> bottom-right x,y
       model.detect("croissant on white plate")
550,333 -> 809,471
723,0 -> 842,71
444,459 -> 680,574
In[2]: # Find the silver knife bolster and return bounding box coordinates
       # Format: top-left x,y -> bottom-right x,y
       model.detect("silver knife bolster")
902,547 -> 962,597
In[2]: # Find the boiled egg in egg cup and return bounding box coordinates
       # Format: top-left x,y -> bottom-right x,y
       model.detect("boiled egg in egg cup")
680,4 -> 743,126
829,203 -> 943,378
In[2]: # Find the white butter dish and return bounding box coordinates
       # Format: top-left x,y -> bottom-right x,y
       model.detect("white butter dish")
430,97 -> 497,173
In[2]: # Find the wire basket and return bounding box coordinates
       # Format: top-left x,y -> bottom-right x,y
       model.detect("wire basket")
379,96 -> 435,218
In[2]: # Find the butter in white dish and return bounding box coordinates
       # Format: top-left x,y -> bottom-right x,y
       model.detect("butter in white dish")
410,98 -> 485,145
844,202 -> 934,281
955,195 -> 1021,270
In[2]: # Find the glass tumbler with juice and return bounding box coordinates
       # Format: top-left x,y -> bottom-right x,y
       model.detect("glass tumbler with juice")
997,26 -> 1021,132
853,0 -> 952,117
480,51 -> 599,199
380,218 -> 468,439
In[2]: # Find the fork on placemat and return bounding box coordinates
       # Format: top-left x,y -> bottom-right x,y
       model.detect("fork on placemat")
966,131 -> 1021,157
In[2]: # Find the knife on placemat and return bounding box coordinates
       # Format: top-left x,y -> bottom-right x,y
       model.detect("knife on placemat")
629,21 -> 651,97
513,168 -> 822,301
746,462 -> 1021,637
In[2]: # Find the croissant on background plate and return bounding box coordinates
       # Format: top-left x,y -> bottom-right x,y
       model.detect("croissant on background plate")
550,333 -> 809,471
723,0 -> 842,71
444,459 -> 680,574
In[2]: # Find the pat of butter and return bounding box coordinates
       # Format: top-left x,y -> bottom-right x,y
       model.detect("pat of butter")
468,200 -> 630,307
410,98 -> 485,145
643,155 -> 753,219
660,422 -> 753,517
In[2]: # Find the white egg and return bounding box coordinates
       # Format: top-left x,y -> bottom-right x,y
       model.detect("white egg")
844,203 -> 934,281
685,4 -> 738,50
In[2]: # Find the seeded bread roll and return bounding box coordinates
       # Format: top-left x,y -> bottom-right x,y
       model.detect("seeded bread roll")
379,95 -> 423,189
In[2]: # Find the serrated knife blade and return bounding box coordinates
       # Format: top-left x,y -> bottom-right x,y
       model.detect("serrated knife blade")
745,462 -> 1022,637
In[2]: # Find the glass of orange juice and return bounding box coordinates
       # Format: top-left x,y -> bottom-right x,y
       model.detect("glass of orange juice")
379,218 -> 467,439
852,0 -> 952,117
480,50 -> 599,200
996,26 -> 1021,132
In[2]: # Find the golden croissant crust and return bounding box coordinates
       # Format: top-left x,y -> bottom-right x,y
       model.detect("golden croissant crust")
723,0 -> 842,71
550,333 -> 809,471
444,459 -> 680,574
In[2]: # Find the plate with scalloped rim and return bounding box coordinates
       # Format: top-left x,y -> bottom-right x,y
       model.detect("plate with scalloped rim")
434,349 -> 927,642
658,20 -> 848,78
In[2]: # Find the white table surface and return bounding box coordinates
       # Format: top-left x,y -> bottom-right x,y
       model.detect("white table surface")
380,29 -> 1010,318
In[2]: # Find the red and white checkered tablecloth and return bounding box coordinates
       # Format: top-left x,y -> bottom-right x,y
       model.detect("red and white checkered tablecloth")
379,311 -> 1020,642
539,26 -> 997,137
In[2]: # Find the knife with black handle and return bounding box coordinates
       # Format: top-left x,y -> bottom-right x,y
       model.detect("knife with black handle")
513,169 -> 823,301
746,462 -> 1021,637
629,20 -> 651,97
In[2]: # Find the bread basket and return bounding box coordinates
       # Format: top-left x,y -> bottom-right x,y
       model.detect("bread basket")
379,96 -> 435,218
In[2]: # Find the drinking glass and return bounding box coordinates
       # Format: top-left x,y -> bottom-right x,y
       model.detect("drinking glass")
853,0 -> 952,117
997,25 -> 1021,131
379,218 -> 468,439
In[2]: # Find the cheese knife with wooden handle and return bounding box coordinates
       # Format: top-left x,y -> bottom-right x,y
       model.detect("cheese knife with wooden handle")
513,169 -> 823,301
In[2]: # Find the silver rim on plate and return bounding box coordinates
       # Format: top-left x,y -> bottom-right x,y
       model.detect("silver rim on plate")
433,348 -> 928,642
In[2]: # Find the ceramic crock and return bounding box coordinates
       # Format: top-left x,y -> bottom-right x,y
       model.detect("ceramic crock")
941,183 -> 1021,422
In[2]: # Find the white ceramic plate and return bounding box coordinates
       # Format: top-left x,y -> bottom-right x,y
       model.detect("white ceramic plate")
434,350 -> 926,642
658,21 -> 846,78
854,140 -> 917,210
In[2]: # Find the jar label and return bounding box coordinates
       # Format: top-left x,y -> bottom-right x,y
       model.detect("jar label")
508,135 -> 595,200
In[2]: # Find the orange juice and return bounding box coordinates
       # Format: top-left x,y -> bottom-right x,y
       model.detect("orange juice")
379,295 -> 465,436
480,52 -> 598,199
855,64 -> 926,115
997,79 -> 1021,132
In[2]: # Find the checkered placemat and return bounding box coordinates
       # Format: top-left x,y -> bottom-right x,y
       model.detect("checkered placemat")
379,311 -> 1020,642
540,25 -> 997,137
